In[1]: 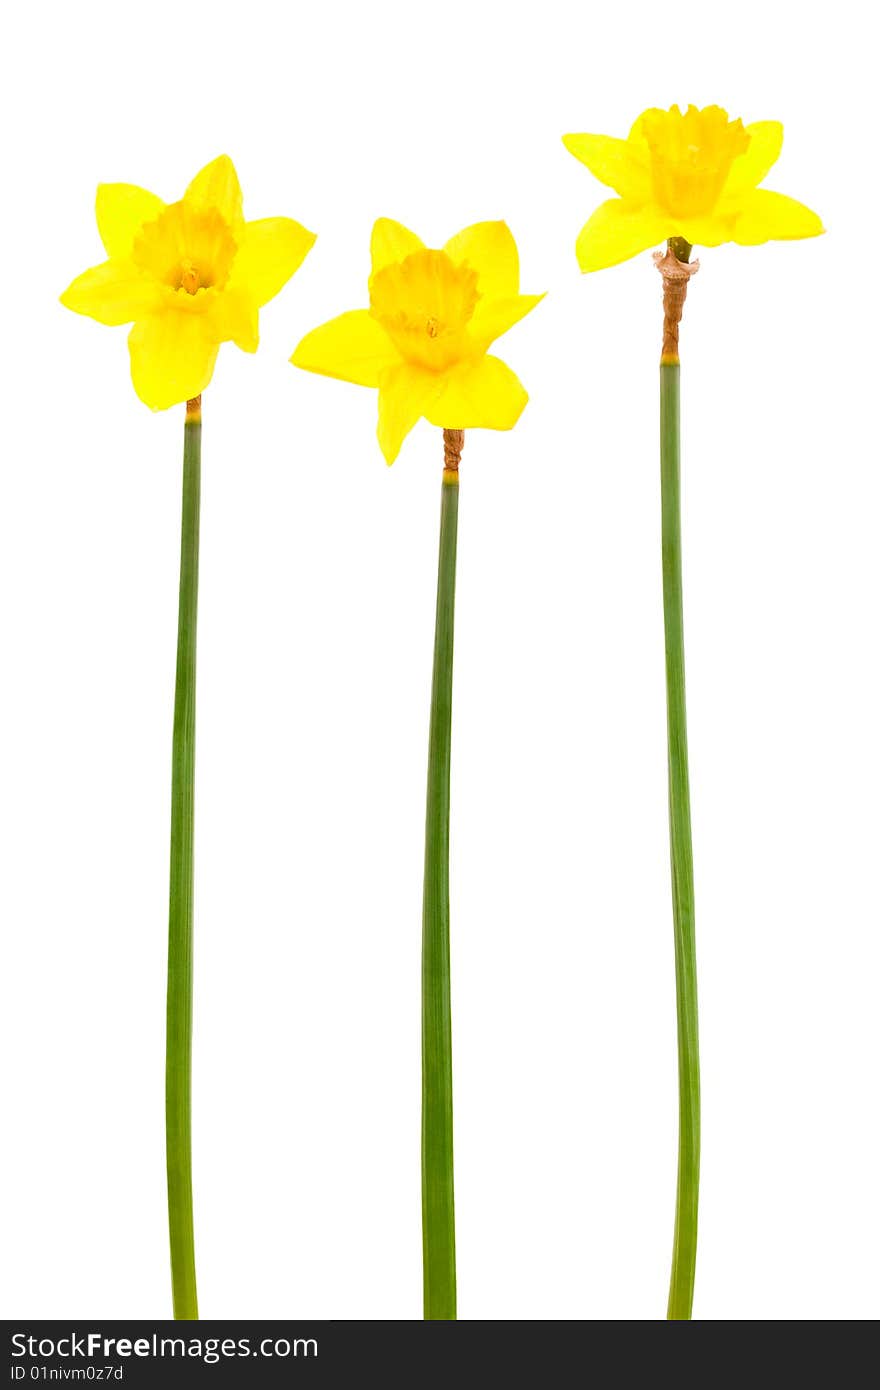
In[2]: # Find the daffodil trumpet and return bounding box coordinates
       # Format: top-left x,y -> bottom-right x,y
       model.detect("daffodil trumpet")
564,105 -> 823,1320
292,219 -> 541,1317
61,156 -> 315,1317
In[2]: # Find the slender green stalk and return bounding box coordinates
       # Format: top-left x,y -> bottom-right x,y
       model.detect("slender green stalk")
421,430 -> 461,1320
165,395 -> 201,1320
659,241 -> 700,1321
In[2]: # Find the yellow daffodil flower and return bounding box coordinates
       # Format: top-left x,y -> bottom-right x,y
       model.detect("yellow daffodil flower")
61,156 -> 315,410
564,104 -> 824,272
291,219 -> 543,463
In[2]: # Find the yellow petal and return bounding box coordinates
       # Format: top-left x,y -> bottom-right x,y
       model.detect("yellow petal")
626,110 -> 655,149
721,121 -> 784,199
185,155 -> 243,230
60,258 -> 160,326
232,217 -> 316,307
370,218 -> 424,276
96,184 -> 165,258
376,361 -> 442,464
443,221 -> 519,299
732,189 -> 824,245
575,199 -> 669,272
292,310 -> 399,387
424,356 -> 527,431
675,214 -> 735,247
207,287 -> 259,353
128,313 -> 220,410
469,293 -> 545,350
562,133 -> 652,201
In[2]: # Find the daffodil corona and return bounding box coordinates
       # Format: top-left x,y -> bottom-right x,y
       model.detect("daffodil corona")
564,104 -> 823,271
61,155 -> 315,408
563,105 -> 824,1322
291,218 -> 542,462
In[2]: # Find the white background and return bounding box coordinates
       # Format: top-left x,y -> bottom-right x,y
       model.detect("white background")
1,0 -> 877,1322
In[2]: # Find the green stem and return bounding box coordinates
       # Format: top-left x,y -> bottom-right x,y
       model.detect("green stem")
165,396 -> 201,1320
421,437 -> 460,1320
661,358 -> 700,1321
